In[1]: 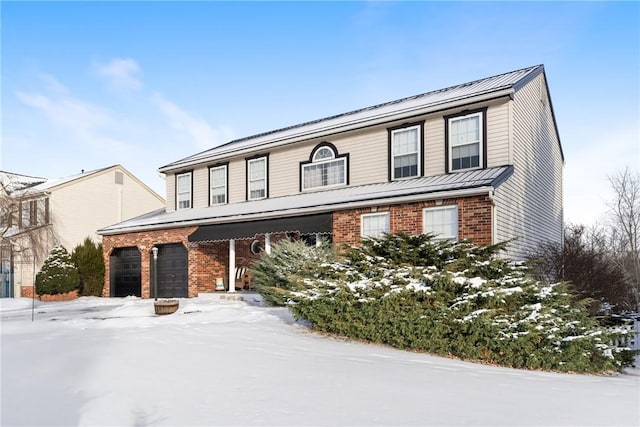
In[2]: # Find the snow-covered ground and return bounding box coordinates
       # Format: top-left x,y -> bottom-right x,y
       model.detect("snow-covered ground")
1,296 -> 639,427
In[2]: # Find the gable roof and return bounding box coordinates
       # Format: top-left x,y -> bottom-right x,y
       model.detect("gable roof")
160,65 -> 546,173
4,165 -> 164,202
99,165 -> 513,236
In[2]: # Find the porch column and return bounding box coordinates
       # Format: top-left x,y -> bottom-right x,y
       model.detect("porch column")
228,239 -> 236,293
315,233 -> 321,247
265,233 -> 271,255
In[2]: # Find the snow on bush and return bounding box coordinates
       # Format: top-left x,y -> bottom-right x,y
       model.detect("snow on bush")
35,245 -> 80,295
252,234 -> 636,373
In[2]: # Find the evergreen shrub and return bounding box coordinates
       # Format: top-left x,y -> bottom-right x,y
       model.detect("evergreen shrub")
252,233 -> 636,373
35,245 -> 81,295
71,237 -> 105,296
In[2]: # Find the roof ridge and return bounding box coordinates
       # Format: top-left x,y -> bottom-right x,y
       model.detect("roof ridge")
164,65 -> 542,169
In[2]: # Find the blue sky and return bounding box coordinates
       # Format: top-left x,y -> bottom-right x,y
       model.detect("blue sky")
2,1 -> 638,226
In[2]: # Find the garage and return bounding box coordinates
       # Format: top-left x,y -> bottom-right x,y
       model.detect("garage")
152,243 -> 188,298
110,247 -> 141,297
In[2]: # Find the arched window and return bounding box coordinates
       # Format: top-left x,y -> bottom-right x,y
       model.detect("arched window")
313,147 -> 335,162
301,143 -> 348,191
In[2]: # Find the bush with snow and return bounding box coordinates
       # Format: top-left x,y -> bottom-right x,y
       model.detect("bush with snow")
35,245 -> 80,295
252,233 -> 635,373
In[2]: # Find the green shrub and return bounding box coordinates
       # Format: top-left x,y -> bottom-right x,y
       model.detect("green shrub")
251,238 -> 337,306
35,245 -> 81,295
256,233 -> 635,374
71,237 -> 105,296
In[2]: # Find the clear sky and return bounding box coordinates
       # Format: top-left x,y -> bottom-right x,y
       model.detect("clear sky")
2,1 -> 638,226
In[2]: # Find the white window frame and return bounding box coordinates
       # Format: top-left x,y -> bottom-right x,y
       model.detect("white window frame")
248,157 -> 267,201
302,146 -> 347,191
423,206 -> 458,242
361,212 -> 390,239
176,172 -> 192,210
209,165 -> 227,206
448,112 -> 483,172
391,125 -> 421,180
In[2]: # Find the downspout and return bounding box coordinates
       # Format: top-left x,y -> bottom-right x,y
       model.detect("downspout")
488,189 -> 497,245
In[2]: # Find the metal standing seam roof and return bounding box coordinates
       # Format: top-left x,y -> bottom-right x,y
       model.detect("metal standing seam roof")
98,166 -> 513,235
160,65 -> 543,172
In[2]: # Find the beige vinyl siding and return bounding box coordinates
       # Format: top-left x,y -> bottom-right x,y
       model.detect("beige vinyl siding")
228,157 -> 246,203
424,117 -> 445,176
192,167 -> 209,208
342,128 -> 388,186
486,101 -> 510,167
166,173 -> 175,212
494,73 -> 563,260
173,97 -> 515,204
269,141 -> 316,198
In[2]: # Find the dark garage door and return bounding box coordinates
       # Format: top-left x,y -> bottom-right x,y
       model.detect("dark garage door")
110,247 -> 142,297
152,243 -> 188,298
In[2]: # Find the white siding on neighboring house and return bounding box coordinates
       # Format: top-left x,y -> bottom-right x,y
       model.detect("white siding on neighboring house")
52,168 -> 165,251
10,166 -> 165,296
494,73 -> 563,259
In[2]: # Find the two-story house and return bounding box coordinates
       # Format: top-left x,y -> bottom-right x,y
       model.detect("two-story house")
98,64 -> 563,299
0,165 -> 165,298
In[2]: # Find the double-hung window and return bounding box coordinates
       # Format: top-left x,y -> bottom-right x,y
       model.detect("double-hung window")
448,111 -> 484,172
361,212 -> 390,239
389,123 -> 422,180
176,172 -> 192,210
247,156 -> 267,200
301,144 -> 347,191
209,165 -> 227,205
19,198 -> 49,228
20,201 -> 31,228
423,206 -> 458,241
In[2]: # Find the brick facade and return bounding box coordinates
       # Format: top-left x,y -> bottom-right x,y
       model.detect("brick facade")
102,227 -> 197,298
333,195 -> 492,246
103,195 -> 492,299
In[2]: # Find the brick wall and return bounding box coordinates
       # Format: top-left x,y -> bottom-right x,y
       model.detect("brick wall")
103,196 -> 492,299
333,195 -> 492,246
102,227 -> 197,298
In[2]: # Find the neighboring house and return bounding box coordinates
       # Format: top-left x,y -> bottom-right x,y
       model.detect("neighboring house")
0,165 -> 165,298
98,64 -> 563,299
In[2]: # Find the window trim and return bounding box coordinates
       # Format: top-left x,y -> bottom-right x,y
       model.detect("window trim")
444,108 -> 487,173
387,121 -> 425,181
300,142 -> 349,192
423,205 -> 459,242
208,163 -> 229,206
246,155 -> 269,201
175,171 -> 193,210
361,211 -> 390,239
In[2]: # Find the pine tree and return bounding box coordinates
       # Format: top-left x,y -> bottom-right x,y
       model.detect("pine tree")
71,237 -> 105,296
35,245 -> 80,295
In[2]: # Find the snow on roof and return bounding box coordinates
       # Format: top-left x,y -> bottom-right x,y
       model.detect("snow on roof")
30,166 -> 114,192
0,171 -> 47,195
160,65 -> 543,172
99,166 -> 513,235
